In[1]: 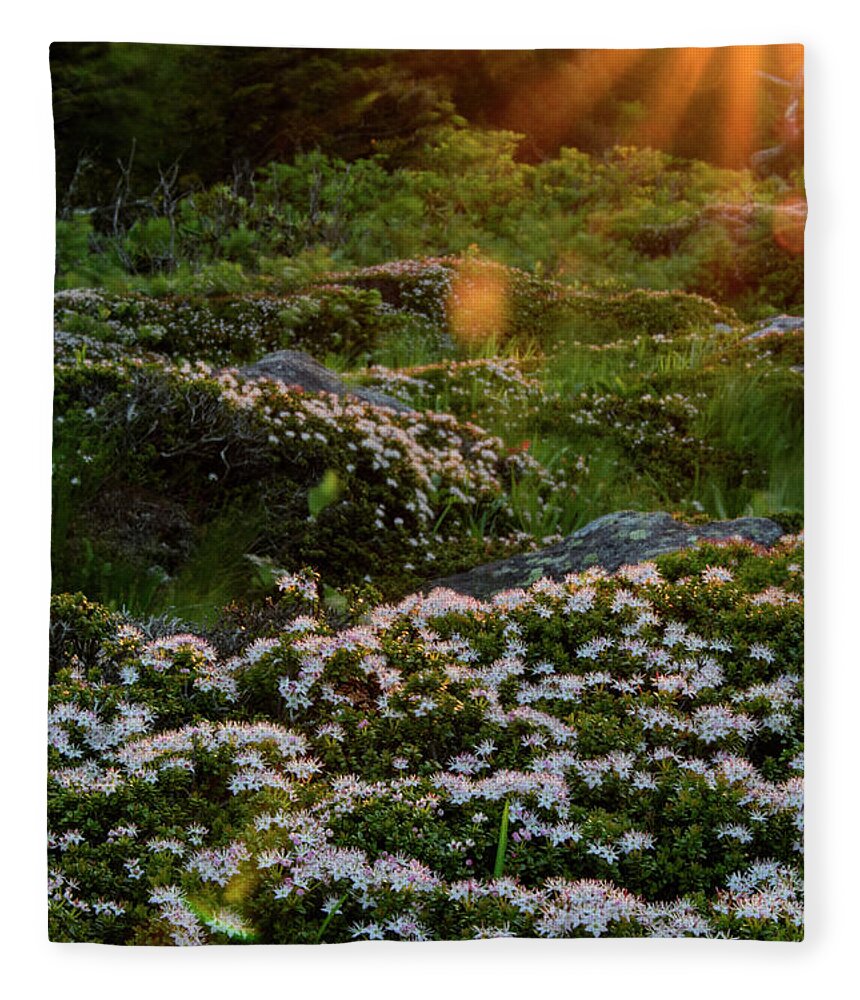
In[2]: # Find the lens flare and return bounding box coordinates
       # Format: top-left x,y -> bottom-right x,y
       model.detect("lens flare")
772,195 -> 806,255
447,256 -> 510,347
308,469 -> 342,517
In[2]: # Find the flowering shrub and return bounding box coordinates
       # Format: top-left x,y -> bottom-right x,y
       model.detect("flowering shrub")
360,335 -> 800,519
54,254 -> 739,389
54,285 -> 400,366
331,257 -> 736,348
53,352 -> 567,601
360,359 -> 547,425
56,135 -> 803,320
53,288 -> 802,612
49,534 -> 803,943
562,388 -> 753,493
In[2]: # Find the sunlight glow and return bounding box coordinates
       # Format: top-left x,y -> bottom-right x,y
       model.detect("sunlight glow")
722,46 -> 767,171
500,45 -> 801,170
447,256 -> 510,346
631,48 -> 713,150
504,50 -> 642,151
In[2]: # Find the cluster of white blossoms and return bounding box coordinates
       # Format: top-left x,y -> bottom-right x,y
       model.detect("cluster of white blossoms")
49,535 -> 803,942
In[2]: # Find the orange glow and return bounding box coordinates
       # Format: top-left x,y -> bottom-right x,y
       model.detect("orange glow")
722,45 -> 766,170
501,45 -> 801,170
504,50 -> 642,151
631,48 -> 713,150
447,257 -> 510,346
775,44 -> 804,85
772,195 -> 806,255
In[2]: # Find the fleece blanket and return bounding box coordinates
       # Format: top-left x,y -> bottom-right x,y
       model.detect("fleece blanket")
49,43 -> 804,943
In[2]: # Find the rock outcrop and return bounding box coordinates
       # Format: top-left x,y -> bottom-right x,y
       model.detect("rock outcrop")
743,315 -> 804,341
427,510 -> 785,598
236,350 -> 414,413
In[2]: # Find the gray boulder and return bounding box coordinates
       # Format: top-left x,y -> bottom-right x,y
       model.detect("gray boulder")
743,315 -> 804,341
427,510 -> 785,598
236,350 -> 414,413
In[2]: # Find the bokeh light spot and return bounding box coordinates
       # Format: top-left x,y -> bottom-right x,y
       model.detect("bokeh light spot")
447,255 -> 510,347
773,195 -> 806,255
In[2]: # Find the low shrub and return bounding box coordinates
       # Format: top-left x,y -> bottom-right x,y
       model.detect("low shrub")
360,359 -> 547,427
54,285 -> 400,366
48,535 -> 804,942
566,288 -> 737,341
52,354 -> 567,611
332,257 -> 735,349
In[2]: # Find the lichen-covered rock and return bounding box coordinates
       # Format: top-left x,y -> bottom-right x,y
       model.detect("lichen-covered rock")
235,350 -> 414,413
743,315 -> 804,342
427,510 -> 785,598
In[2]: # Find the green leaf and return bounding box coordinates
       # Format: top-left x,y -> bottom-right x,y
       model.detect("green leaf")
308,469 -> 342,517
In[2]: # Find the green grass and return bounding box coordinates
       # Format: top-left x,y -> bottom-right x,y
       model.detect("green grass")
493,799 -> 511,878
54,503 -> 268,627
155,513 -> 267,625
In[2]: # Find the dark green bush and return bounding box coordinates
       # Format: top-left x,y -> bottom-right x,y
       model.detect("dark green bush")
52,355 -> 563,615
49,592 -> 121,679
566,288 -> 737,340
55,134 -> 803,318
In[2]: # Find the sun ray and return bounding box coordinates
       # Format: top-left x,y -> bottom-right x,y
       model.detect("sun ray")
631,48 -> 715,150
722,45 -> 766,169
503,49 -> 644,152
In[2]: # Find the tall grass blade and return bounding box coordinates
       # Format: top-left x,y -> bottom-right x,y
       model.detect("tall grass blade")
315,891 -> 350,943
493,798 -> 510,877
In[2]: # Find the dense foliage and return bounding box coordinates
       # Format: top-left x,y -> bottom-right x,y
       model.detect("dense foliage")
52,43 -> 803,205
49,45 -> 804,944
52,338 -> 572,611
52,265 -> 802,618
49,536 -> 803,942
56,135 -> 803,320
